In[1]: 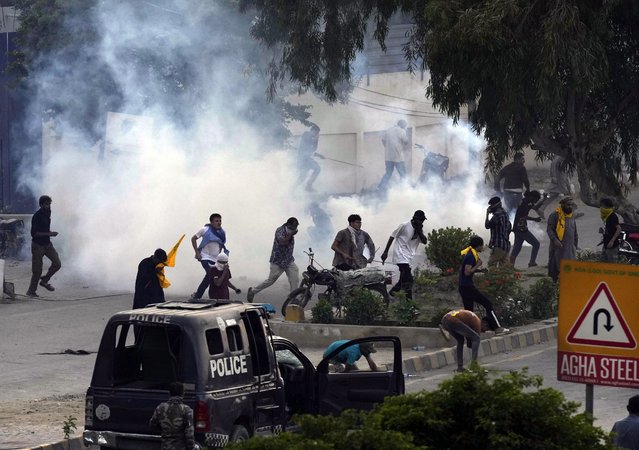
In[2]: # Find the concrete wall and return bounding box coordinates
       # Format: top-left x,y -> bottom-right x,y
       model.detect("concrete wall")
287,72 -> 476,193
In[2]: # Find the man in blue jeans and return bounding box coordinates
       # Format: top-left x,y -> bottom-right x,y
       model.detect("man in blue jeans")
378,120 -> 409,190
190,213 -> 228,299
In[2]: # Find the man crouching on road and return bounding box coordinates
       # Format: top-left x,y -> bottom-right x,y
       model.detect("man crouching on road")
440,309 -> 489,372
323,340 -> 378,372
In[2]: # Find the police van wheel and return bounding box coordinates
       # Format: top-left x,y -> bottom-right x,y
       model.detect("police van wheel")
230,424 -> 250,442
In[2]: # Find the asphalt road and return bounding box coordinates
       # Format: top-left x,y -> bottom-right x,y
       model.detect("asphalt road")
1,286 -> 630,436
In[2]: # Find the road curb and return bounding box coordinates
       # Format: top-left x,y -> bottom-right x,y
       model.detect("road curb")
401,321 -> 558,373
23,437 -> 88,450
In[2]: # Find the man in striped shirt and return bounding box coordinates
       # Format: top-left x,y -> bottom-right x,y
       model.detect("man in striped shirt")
485,196 -> 512,267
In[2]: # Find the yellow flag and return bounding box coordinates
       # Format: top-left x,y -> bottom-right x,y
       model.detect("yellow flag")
156,234 -> 185,289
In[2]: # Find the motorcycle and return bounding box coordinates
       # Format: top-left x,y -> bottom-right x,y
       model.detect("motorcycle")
280,248 -> 390,316
618,223 -> 639,264
416,143 -> 449,184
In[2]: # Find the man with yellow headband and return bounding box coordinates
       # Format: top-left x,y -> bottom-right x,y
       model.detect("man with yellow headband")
547,197 -> 578,282
458,236 -> 509,334
600,198 -> 621,262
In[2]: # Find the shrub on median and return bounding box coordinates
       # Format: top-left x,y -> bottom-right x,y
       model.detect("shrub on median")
228,368 -> 613,450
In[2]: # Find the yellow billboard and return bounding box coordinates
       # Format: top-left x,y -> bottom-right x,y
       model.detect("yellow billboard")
558,260 -> 639,387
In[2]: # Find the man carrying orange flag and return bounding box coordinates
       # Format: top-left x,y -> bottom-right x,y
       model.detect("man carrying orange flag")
132,235 -> 185,310
133,248 -> 168,309
156,234 -> 185,289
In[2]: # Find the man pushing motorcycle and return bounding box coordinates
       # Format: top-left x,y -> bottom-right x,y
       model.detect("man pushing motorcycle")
380,210 -> 428,300
331,214 -> 376,270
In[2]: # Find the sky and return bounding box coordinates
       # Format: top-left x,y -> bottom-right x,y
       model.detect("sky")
18,1 -> 495,296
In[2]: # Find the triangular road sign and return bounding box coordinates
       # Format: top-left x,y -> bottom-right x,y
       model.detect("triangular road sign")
567,282 -> 636,348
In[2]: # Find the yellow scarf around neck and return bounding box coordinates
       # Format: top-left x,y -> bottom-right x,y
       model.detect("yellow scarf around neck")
555,207 -> 573,241
460,246 -> 479,264
600,207 -> 614,222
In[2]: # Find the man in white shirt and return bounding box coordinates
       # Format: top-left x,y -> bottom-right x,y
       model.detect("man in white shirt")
190,213 -> 227,299
380,210 -> 428,299
378,120 -> 409,190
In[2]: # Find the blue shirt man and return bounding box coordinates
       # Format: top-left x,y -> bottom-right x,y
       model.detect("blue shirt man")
323,340 -> 378,372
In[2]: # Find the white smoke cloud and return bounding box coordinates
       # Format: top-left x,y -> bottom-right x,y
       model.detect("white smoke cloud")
20,1 -> 493,296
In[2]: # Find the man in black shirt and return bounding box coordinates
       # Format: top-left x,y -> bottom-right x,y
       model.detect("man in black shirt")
494,152 -> 530,217
510,191 -> 543,267
27,195 -> 61,297
133,248 -> 168,309
600,198 -> 621,263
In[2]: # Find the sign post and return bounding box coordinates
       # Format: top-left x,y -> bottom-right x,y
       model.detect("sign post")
558,260 -> 639,415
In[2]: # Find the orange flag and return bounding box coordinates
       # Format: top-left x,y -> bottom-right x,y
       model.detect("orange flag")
156,234 -> 185,288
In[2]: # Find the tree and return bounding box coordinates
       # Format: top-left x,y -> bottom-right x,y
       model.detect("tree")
243,0 -> 639,222
228,368 -> 613,449
10,0 -> 311,149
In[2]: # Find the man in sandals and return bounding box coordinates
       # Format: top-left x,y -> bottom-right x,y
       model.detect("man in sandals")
27,195 -> 61,297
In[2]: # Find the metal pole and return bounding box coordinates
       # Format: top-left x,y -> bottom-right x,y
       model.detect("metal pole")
585,384 -> 594,420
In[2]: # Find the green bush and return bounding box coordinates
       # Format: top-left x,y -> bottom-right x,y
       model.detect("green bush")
311,297 -> 334,323
476,266 -> 528,326
527,277 -> 559,319
577,248 -> 601,261
426,226 -> 475,273
413,268 -> 438,286
230,368 -> 613,450
476,265 -> 523,302
342,287 -> 386,325
389,291 -> 420,326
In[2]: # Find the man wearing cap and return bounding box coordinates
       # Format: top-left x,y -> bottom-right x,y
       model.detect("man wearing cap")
547,197 -> 578,282
380,210 -> 428,299
323,340 -> 378,372
485,196 -> 512,267
612,395 -> 639,450
247,218 -> 300,302
494,152 -> 530,217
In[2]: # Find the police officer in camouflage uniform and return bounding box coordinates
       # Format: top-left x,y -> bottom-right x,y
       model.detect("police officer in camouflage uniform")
150,382 -> 197,450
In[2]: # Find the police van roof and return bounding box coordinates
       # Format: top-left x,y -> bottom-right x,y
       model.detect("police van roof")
110,301 -> 264,324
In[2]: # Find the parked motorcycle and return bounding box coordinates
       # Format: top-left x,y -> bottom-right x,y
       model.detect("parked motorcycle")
416,143 -> 449,184
618,223 -> 639,264
280,248 -> 390,316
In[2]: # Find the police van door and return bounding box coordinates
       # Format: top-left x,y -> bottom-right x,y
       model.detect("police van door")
315,336 -> 404,415
242,310 -> 286,436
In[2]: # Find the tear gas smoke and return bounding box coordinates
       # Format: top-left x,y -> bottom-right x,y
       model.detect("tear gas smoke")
18,2 -> 493,296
